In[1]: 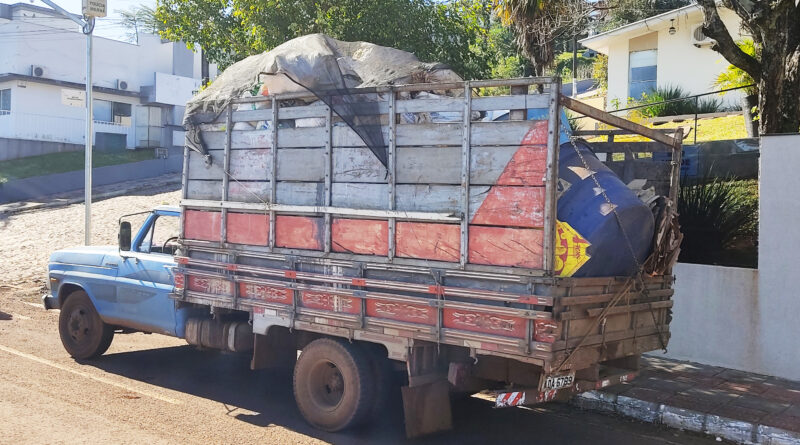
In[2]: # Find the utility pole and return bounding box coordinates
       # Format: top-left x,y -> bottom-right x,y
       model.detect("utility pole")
40,0 -> 104,245
572,34 -> 578,97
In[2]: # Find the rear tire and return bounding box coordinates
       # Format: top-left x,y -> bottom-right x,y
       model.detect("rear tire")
293,338 -> 374,432
58,291 -> 114,359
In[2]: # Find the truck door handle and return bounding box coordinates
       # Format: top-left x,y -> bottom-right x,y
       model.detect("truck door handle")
104,262 -> 118,268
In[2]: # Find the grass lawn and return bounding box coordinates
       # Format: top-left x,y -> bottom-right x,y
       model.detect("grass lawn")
0,149 -> 154,184
587,114 -> 750,144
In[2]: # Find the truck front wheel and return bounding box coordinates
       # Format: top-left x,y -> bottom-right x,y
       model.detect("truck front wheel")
293,338 -> 375,432
58,291 -> 114,359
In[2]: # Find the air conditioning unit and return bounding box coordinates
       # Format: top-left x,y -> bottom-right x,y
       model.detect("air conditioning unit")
30,65 -> 45,77
117,79 -> 129,91
691,25 -> 715,47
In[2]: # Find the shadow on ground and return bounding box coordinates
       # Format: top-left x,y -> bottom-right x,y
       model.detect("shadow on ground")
85,345 -> 716,445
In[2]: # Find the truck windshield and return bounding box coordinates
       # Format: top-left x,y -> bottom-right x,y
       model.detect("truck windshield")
139,214 -> 180,254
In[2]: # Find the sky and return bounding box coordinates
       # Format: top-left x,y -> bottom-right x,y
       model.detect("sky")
2,0 -> 156,41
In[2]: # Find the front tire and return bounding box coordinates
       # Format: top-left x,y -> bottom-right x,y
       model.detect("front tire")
293,338 -> 375,432
58,291 -> 114,359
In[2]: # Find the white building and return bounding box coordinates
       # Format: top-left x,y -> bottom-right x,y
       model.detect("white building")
0,2 -> 217,159
580,3 -> 746,110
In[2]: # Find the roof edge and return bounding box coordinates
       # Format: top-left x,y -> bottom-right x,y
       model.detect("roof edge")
580,3 -> 701,46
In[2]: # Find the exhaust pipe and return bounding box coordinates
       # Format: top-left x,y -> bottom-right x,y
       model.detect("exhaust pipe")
185,318 -> 253,352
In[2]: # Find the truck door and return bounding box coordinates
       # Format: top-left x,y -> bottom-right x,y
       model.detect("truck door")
114,211 -> 180,336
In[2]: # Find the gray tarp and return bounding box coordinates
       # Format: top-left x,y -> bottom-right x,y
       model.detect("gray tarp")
184,34 -> 462,166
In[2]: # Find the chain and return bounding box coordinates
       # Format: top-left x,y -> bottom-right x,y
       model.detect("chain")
555,138 -> 669,372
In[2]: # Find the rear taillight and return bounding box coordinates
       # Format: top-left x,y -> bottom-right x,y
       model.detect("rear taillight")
533,319 -> 559,343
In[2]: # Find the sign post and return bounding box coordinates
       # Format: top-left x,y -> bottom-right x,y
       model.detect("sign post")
41,0 -> 105,245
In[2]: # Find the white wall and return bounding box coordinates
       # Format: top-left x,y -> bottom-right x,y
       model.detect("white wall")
757,134 -> 800,381
0,5 -> 216,150
0,82 -> 136,146
664,263 -> 760,372
603,7 -> 746,110
663,135 -> 800,381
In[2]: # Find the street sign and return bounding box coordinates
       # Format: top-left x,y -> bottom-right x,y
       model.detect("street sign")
81,0 -> 106,17
61,89 -> 85,107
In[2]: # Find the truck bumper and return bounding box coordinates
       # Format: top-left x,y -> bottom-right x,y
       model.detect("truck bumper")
488,370 -> 639,408
42,293 -> 59,310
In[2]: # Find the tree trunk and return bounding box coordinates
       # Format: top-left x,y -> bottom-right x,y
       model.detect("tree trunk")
757,45 -> 800,135
741,94 -> 759,138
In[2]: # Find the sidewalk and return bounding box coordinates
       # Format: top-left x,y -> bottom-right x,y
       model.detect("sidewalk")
573,356 -> 800,444
0,173 -> 181,215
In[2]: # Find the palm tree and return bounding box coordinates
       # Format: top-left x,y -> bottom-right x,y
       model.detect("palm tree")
713,39 -> 758,137
493,0 -> 591,76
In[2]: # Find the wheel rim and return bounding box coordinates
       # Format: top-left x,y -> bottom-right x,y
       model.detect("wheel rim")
67,306 -> 93,345
307,359 -> 345,411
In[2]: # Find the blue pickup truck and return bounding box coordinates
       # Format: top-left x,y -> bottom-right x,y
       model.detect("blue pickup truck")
43,205 -> 197,359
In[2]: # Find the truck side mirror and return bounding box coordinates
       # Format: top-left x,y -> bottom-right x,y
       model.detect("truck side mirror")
119,221 -> 132,251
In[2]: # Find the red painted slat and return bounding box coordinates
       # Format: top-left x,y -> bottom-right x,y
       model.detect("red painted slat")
496,145 -> 548,186
365,300 -> 436,325
470,186 -> 546,228
468,226 -> 543,269
226,212 -> 270,245
187,275 -> 233,296
239,282 -> 292,305
332,218 -> 389,256
275,215 -> 323,250
300,290 -> 361,314
395,222 -> 460,262
442,307 -> 527,338
184,210 -> 222,242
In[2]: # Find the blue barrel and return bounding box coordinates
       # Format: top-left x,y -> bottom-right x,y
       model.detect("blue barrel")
557,140 -> 654,277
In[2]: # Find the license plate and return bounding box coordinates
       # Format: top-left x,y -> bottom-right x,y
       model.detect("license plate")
542,373 -> 575,391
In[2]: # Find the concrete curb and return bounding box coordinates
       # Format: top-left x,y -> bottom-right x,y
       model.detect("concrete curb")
572,391 -> 800,445
0,177 -> 181,216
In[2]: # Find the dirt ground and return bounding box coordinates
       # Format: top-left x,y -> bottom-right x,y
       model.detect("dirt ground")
0,185 -> 181,289
0,186 -> 719,445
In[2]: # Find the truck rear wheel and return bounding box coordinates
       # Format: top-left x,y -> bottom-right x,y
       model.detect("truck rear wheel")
293,338 -> 374,432
58,291 -> 114,359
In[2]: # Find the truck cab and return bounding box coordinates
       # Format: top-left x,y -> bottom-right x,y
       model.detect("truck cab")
44,205 -> 187,358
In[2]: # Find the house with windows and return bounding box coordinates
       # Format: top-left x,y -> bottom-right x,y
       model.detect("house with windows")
580,3 -> 746,110
0,2 -> 217,160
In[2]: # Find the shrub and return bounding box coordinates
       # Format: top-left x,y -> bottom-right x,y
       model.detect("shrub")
633,85 -> 724,118
678,177 -> 758,265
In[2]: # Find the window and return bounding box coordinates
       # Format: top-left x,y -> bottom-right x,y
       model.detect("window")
0,89 -> 10,113
629,50 -> 657,100
93,99 -> 132,125
139,214 -> 180,254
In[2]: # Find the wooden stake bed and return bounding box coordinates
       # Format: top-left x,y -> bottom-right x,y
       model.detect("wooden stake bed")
175,77 -> 682,374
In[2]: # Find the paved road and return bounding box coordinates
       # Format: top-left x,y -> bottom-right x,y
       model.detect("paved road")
0,289 -> 721,445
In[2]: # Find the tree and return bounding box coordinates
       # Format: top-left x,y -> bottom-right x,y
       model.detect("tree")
697,0 -> 800,134
118,5 -> 161,44
599,0 -> 691,31
153,0 -> 496,79
713,39 -> 758,137
493,0 -> 594,76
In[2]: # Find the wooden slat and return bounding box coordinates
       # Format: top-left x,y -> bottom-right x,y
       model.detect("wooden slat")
583,300 -> 673,317
471,94 -> 549,112
560,96 -> 679,148
202,119 -> 549,150
278,103 -> 329,120
589,142 -> 673,153
188,149 -> 271,181
180,198 -> 462,222
396,97 -> 462,113
556,288 -> 674,306
231,108 -> 273,122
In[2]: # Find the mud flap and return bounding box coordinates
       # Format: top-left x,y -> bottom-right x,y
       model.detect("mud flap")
401,380 -> 452,438
250,329 -> 296,371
